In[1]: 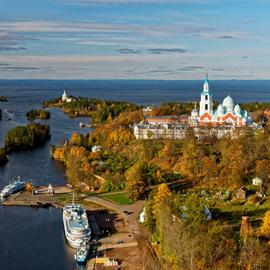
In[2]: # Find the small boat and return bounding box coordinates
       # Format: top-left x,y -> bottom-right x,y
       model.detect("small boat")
74,239 -> 90,265
79,122 -> 85,128
0,177 -> 26,198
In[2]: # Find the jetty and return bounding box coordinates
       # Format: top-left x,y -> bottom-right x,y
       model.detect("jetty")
1,185 -> 73,208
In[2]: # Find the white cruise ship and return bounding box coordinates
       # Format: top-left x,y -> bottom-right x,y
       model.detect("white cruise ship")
63,203 -> 91,249
0,178 -> 26,198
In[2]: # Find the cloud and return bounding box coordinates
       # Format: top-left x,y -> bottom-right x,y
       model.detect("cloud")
212,68 -> 225,71
0,62 -> 9,66
146,69 -> 176,74
0,21 -> 215,38
123,66 -> 177,75
148,48 -> 187,54
116,47 -> 187,54
0,62 -> 53,72
217,35 -> 234,39
0,46 -> 26,52
116,48 -> 141,54
67,0 -> 208,5
0,31 -> 32,52
178,65 -> 204,71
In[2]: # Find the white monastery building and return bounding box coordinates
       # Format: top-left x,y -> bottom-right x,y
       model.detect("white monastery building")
133,75 -> 254,140
190,75 -> 252,127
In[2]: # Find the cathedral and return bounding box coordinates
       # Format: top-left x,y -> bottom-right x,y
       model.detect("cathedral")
191,75 -> 252,127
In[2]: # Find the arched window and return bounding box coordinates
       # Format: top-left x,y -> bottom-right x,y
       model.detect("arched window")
205,104 -> 208,110
205,95 -> 208,101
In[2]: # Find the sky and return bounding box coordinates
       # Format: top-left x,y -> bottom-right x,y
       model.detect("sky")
0,0 -> 269,79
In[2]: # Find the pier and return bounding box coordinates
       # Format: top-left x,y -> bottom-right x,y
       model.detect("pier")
1,185 -> 73,208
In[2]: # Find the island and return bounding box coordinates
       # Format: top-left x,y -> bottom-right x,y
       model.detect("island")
0,148 -> 8,165
3,83 -> 270,268
49,85 -> 270,269
0,96 -> 7,102
5,123 -> 51,153
43,91 -> 140,124
26,109 -> 51,121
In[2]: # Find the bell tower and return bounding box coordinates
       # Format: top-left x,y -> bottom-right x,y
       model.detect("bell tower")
199,73 -> 213,116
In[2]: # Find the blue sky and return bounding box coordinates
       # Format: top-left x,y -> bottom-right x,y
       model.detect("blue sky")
0,0 -> 269,79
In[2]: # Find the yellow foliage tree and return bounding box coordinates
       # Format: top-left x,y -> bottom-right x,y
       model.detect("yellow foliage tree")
153,183 -> 172,216
260,210 -> 270,238
175,141 -> 201,180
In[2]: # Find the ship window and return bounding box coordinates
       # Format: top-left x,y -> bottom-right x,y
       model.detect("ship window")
205,95 -> 208,101
205,104 -> 208,110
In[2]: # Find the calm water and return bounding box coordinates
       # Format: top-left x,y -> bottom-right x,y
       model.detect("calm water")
0,79 -> 270,270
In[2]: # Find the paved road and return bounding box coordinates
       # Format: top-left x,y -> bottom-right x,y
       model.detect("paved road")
86,195 -> 164,270
85,195 -> 144,234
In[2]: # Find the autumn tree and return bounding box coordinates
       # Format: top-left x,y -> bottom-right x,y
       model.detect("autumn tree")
175,141 -> 202,181
125,162 -> 146,200
260,210 -> 270,238
152,183 -> 172,215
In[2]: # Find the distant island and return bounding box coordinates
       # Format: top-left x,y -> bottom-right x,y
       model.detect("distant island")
0,96 -> 7,102
43,90 -> 140,124
5,123 -> 51,153
26,109 -> 51,121
0,148 -> 8,165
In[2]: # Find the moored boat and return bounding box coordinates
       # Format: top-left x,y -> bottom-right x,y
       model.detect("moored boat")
63,203 -> 91,249
74,239 -> 90,264
79,122 -> 85,128
0,177 -> 26,198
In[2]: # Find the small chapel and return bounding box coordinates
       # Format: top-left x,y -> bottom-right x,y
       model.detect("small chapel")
62,90 -> 72,103
190,75 -> 252,127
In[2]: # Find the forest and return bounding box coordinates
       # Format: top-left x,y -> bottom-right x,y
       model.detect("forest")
51,107 -> 270,197
42,96 -> 140,124
143,184 -> 270,270
50,100 -> 270,269
5,123 -> 51,153
26,109 -> 51,120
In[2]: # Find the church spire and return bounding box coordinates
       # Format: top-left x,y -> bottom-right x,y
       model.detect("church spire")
203,73 -> 209,92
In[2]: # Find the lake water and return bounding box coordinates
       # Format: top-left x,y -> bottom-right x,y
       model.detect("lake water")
0,79 -> 270,270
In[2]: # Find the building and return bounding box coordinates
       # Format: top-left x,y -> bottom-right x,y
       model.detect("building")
252,177 -> 263,186
146,115 -> 189,125
234,186 -> 249,200
133,122 -> 238,140
193,75 -> 252,127
143,106 -> 153,117
92,145 -> 102,153
62,90 -> 72,103
133,74 -> 254,140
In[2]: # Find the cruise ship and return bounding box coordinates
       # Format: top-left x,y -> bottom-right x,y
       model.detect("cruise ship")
63,203 -> 91,249
0,178 -> 26,198
74,239 -> 90,265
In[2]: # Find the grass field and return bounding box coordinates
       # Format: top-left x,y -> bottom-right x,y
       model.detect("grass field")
99,192 -> 134,205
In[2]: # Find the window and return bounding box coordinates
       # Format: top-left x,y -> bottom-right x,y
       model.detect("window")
205,95 -> 208,101
205,104 -> 208,110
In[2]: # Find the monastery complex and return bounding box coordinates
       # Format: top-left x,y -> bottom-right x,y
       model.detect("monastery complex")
133,75 -> 254,140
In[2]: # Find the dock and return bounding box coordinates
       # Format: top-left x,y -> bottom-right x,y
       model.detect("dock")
1,185 -> 73,208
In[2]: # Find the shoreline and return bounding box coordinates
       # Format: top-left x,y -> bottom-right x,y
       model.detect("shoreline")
1,185 -> 73,209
